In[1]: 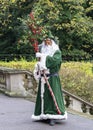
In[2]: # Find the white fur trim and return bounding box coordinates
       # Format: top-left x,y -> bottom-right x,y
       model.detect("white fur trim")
39,54 -> 47,70
31,112 -> 67,121
33,63 -> 40,82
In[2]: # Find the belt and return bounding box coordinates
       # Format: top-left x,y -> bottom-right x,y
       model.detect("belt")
41,72 -> 58,77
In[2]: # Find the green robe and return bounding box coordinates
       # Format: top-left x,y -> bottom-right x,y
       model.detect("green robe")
34,50 -> 66,116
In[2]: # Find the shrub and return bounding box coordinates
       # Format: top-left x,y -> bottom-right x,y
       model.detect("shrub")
60,62 -> 93,104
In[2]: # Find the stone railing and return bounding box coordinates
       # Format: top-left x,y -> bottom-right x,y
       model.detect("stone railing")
63,89 -> 93,115
0,67 -> 37,98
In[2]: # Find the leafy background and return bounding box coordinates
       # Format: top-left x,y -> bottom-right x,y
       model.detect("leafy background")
0,0 -> 93,61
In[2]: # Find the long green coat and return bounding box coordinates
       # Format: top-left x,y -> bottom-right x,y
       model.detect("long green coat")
34,50 -> 66,117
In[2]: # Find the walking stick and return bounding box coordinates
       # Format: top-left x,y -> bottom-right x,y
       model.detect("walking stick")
43,70 -> 61,114
40,76 -> 45,115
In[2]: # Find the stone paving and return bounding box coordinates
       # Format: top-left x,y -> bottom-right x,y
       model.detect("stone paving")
0,93 -> 93,130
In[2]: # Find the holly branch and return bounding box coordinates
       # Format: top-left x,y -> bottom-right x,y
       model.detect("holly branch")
27,12 -> 45,52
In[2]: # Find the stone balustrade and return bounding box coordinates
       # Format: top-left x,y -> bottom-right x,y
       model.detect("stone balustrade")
63,89 -> 93,115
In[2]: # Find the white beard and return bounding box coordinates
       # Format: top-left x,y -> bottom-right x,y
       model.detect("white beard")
35,40 -> 60,71
41,40 -> 59,56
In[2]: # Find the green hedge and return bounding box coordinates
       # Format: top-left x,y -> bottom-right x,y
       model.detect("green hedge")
62,49 -> 91,61
60,61 -> 93,104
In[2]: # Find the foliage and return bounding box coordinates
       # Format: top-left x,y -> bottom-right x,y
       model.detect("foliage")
0,0 -> 34,37
83,0 -> 93,19
62,49 -> 91,61
0,0 -> 36,61
0,0 -> 93,61
31,0 -> 93,59
0,59 -> 35,71
60,61 -> 93,104
26,12 -> 48,52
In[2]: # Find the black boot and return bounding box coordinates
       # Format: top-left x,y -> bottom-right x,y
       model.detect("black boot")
49,119 -> 55,126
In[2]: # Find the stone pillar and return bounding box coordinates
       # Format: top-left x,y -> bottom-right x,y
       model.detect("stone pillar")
86,106 -> 90,115
69,97 -> 82,112
6,73 -> 27,96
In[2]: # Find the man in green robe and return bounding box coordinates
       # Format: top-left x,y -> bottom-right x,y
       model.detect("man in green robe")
32,38 -> 67,125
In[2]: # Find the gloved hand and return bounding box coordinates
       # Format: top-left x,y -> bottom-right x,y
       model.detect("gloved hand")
36,52 -> 42,58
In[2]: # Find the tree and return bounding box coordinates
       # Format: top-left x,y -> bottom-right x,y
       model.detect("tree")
31,0 -> 93,60
0,0 -> 93,61
0,0 -> 36,61
83,0 -> 93,19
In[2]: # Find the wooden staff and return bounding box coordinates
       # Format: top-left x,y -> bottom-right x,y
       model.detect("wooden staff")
43,70 -> 61,114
